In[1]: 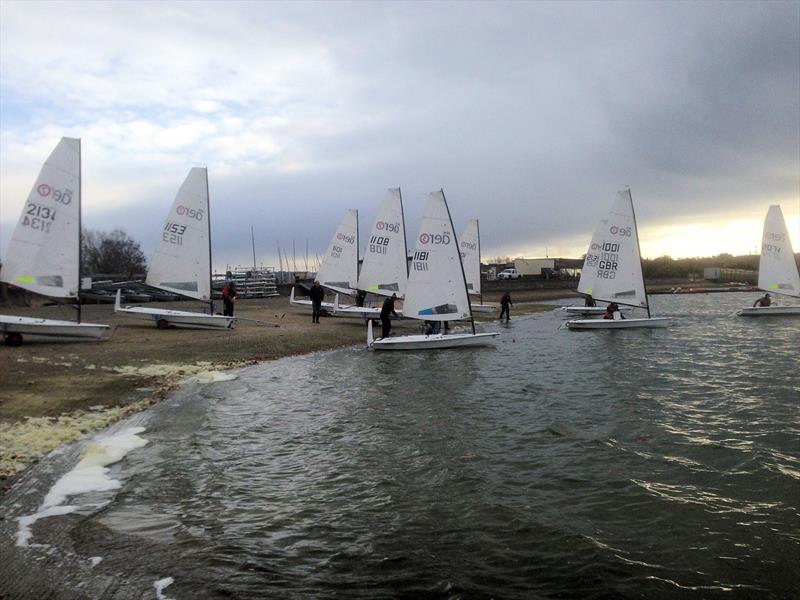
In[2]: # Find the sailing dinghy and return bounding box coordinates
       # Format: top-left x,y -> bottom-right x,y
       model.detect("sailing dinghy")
0,137 -> 109,345
737,205 -> 800,317
459,219 -> 496,314
367,190 -> 498,350
289,209 -> 359,315
114,168 -> 234,329
566,189 -> 671,330
335,188 -> 408,318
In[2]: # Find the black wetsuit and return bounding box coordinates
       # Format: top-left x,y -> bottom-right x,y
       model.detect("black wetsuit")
223,282 -> 237,317
500,293 -> 512,321
380,297 -> 398,338
309,285 -> 325,323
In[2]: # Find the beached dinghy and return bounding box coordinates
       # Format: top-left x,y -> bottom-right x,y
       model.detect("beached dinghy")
114,168 -> 234,330
737,205 -> 800,317
288,285 -> 336,311
368,190 -> 498,350
291,209 -> 361,316
334,188 -> 408,318
566,189 -> 671,330
459,219 -> 497,314
0,137 -> 109,345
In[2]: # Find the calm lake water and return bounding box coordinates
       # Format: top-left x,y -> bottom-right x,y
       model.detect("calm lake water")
3,293 -> 799,599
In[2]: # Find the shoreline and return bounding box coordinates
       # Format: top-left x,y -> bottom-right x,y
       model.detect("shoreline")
1,291 -> 566,489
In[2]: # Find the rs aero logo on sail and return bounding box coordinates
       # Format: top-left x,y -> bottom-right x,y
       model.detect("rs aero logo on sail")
37,183 -> 72,205
176,205 -> 204,220
419,232 -> 451,245
376,221 -> 400,233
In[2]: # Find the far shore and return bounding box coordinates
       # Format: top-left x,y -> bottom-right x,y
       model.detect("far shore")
0,289 -> 570,487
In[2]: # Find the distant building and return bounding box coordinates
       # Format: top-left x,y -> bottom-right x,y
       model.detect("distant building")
513,258 -> 583,278
703,267 -> 756,282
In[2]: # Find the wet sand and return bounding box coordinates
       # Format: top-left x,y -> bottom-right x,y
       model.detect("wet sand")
1,291 -> 566,483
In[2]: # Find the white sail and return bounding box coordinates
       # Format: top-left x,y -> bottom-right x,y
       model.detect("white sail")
146,168 -> 211,301
403,190 -> 471,321
577,189 -> 647,308
358,188 -> 408,298
1,137 -> 81,298
758,205 -> 800,297
317,209 -> 358,295
459,219 -> 481,296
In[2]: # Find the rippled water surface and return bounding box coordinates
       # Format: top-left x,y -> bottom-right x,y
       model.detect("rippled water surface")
5,293 -> 800,599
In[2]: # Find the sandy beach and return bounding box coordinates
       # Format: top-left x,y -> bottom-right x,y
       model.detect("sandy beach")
0,290 -> 568,485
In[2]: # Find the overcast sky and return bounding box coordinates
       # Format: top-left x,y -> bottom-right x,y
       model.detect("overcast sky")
1,0 -> 798,271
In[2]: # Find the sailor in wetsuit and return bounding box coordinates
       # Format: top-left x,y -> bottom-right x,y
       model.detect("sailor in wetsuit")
753,293 -> 771,307
380,293 -> 398,338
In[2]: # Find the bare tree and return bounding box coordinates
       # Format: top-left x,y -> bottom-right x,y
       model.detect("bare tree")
82,228 -> 147,277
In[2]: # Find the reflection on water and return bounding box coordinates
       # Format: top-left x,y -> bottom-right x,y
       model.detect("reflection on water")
5,293 -> 800,599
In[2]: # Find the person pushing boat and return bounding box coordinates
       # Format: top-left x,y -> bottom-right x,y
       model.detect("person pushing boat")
380,293 -> 398,338
584,294 -> 597,307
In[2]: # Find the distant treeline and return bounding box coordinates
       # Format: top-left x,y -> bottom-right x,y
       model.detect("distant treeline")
640,253 -> 799,280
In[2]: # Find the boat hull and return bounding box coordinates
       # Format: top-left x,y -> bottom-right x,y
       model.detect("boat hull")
566,316 -> 672,329
470,303 -> 497,313
333,294 -> 403,318
371,331 -> 499,350
115,306 -> 234,329
367,318 -> 497,349
0,315 -> 109,339
334,306 -> 383,317
737,306 -> 800,317
560,306 -> 632,317
289,286 -> 335,311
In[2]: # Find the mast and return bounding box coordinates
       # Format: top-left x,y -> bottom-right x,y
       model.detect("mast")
251,226 -> 257,271
476,218 -> 483,306
77,138 -> 82,324
628,187 -> 651,318
442,189 -> 476,335
400,187 -> 409,278
205,167 -> 214,315
355,209 -> 359,287
277,242 -> 283,273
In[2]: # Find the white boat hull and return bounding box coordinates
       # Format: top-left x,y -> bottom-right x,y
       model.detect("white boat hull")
0,315 -> 109,340
367,319 -> 497,350
333,294 -> 403,318
560,306 -> 632,317
334,305 -> 383,317
566,316 -> 672,329
115,291 -> 234,329
289,286 -> 336,311
737,305 -> 800,317
470,303 -> 497,313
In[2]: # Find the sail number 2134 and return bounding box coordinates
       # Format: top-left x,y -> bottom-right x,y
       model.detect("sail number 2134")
22,203 -> 56,233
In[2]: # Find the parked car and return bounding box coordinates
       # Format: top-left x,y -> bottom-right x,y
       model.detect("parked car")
497,268 -> 521,280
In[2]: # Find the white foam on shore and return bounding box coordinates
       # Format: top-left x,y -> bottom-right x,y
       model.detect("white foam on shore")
154,577 -> 175,599
113,363 -> 237,384
16,427 -> 149,547
191,370 -> 238,383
